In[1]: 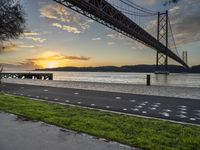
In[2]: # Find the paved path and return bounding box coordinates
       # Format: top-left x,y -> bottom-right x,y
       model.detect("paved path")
2,83 -> 200,125
0,113 -> 135,150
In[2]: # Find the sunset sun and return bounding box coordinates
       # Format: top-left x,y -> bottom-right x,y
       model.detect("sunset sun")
47,61 -> 59,68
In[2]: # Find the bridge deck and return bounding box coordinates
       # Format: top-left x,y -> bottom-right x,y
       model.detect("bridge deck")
54,0 -> 188,68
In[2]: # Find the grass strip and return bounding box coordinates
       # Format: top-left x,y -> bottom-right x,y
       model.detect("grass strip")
0,93 -> 200,150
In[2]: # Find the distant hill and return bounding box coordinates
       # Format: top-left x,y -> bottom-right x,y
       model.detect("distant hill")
35,64 -> 200,73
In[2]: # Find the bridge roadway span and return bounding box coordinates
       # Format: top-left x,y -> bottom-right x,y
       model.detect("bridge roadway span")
2,83 -> 200,125
55,0 -> 188,68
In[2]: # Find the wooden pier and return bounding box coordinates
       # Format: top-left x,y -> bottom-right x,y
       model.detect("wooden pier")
1,73 -> 53,80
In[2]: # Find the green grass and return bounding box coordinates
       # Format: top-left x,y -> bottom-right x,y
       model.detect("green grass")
0,93 -> 200,150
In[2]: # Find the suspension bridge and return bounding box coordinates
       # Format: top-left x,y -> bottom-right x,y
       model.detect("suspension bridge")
54,0 -> 189,72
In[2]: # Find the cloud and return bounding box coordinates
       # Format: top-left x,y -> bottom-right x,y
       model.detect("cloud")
40,4 -> 93,33
168,0 -> 200,45
107,33 -> 126,40
145,0 -> 200,46
92,37 -> 101,41
52,23 -> 81,34
107,42 -> 115,46
23,32 -> 40,36
25,36 -> 47,43
2,53 -> 90,70
27,54 -> 90,62
2,61 -> 40,71
0,43 -> 37,53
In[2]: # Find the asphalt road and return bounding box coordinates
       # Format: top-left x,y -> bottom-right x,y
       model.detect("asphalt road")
0,113 -> 135,150
2,83 -> 200,125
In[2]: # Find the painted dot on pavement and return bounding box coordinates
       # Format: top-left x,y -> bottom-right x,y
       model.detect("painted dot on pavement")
132,108 -> 139,112
179,111 -> 187,114
44,89 -> 48,92
74,93 -> 79,95
54,98 -> 59,101
179,105 -> 187,108
179,108 -> 187,111
190,118 -> 196,121
115,97 -> 121,100
106,106 -> 110,109
77,102 -> 82,104
65,100 -> 70,103
140,103 -> 146,106
163,109 -> 172,112
155,103 -> 161,105
136,105 -> 143,108
160,112 -> 170,117
142,111 -> 147,114
123,108 -> 127,111
149,107 -> 157,110
176,114 -> 187,118
91,104 -> 95,106
130,100 -> 136,103
144,101 -> 149,104
152,105 -> 159,108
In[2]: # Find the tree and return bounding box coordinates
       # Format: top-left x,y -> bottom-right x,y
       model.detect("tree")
0,0 -> 25,42
0,0 -> 25,88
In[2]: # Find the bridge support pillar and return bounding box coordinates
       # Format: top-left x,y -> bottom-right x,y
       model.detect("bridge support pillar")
156,11 -> 169,74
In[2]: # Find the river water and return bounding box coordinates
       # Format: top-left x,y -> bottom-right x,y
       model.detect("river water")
3,71 -> 200,88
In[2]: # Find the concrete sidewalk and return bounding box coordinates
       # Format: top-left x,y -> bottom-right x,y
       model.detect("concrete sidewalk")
0,113 -> 136,150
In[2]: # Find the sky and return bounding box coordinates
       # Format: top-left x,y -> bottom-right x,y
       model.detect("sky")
1,0 -> 200,70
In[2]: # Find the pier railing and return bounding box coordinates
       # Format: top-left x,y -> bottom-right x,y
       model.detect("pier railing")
1,73 -> 53,80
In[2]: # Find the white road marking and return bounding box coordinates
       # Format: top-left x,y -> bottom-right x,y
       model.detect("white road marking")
179,108 -> 187,111
176,114 -> 187,118
115,97 -> 121,100
142,111 -> 147,114
178,111 -> 187,114
77,102 -> 82,104
179,105 -> 187,108
163,109 -> 172,112
155,103 -> 161,105
54,98 -> 59,101
91,104 -> 95,106
20,94 -> 24,96
131,108 -> 139,111
149,107 -> 157,110
74,93 -> 79,95
106,106 -> 110,109
160,112 -> 170,117
44,89 -> 48,92
144,101 -> 149,104
130,100 -> 136,103
190,118 -> 196,121
65,100 -> 70,103
140,103 -> 146,106
152,105 -> 159,108
123,108 -> 127,111
136,105 -> 143,108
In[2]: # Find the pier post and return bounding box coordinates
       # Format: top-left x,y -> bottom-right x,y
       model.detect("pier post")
147,74 -> 151,86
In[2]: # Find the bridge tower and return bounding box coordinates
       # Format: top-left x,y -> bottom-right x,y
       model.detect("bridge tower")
156,10 -> 169,74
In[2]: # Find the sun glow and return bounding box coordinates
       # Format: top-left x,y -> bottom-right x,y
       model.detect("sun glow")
33,51 -> 68,69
